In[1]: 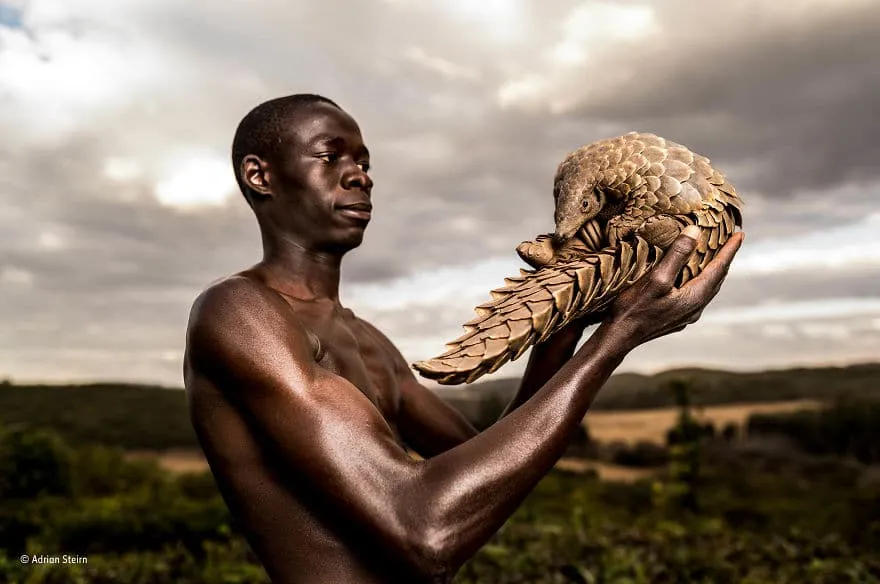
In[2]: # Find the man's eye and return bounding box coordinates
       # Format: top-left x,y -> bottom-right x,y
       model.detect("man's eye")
317,153 -> 338,163
358,162 -> 371,172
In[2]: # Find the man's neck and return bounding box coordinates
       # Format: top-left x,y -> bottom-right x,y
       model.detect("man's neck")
259,232 -> 343,303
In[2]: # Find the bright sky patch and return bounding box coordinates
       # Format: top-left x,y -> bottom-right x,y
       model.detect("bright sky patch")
154,153 -> 234,209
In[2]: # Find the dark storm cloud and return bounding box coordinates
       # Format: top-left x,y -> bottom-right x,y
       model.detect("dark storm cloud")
562,1 -> 880,198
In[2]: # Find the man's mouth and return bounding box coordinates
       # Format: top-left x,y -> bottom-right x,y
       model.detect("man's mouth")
336,201 -> 372,221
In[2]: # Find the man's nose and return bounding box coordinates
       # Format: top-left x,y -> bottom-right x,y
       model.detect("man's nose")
342,164 -> 373,192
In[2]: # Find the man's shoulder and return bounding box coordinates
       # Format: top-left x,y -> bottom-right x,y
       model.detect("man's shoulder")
190,273 -> 282,323
186,274 -> 297,351
185,274 -> 315,377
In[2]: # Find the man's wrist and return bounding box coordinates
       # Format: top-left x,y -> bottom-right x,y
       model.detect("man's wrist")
583,320 -> 639,359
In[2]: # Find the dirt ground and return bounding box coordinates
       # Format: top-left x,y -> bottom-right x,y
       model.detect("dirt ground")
126,448 -> 211,474
584,399 -> 823,445
127,399 -> 821,482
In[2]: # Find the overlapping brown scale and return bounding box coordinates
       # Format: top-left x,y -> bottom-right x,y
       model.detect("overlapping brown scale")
722,208 -> 734,234
528,300 -> 554,332
660,174 -> 683,197
581,220 -> 604,250
663,158 -> 692,182
646,162 -> 665,177
629,237 -> 652,284
696,226 -> 711,254
413,132 -> 744,385
667,146 -> 694,165
709,169 -> 725,185
483,337 -> 509,360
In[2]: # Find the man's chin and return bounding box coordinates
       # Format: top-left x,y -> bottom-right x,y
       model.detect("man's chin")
328,228 -> 366,253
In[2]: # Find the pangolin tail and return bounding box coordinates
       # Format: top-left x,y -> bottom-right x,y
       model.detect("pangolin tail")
412,235 -> 666,385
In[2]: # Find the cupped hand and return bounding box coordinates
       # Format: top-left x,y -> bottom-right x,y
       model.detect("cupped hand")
604,225 -> 745,350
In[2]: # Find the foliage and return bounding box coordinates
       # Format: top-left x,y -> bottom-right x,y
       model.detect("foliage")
565,424 -> 600,459
747,396 -> 880,464
603,441 -> 669,468
0,425 -> 73,500
0,384 -> 197,450
1,385 -> 880,583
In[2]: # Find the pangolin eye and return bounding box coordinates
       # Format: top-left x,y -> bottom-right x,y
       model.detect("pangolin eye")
581,199 -> 590,210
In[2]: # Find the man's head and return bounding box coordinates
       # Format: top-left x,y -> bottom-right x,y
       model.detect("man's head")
232,94 -> 373,253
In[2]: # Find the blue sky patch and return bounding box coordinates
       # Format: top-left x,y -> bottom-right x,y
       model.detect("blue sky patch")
0,3 -> 24,30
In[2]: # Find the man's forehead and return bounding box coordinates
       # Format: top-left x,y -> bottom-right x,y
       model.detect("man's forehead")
290,105 -> 363,144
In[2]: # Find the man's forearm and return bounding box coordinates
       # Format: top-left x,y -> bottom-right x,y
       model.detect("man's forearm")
416,322 -> 629,572
499,325 -> 584,419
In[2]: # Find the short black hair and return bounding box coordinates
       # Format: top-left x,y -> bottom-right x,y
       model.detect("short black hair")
231,94 -> 341,202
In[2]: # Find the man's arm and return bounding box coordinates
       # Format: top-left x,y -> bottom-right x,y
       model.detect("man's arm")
499,313 -> 592,419
353,321 -> 479,458
385,316 -> 587,458
187,229 -> 742,580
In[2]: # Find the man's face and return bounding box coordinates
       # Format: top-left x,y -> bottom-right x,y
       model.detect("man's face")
267,103 -> 373,253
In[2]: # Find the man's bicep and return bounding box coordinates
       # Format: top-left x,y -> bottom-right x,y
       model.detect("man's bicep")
397,375 -> 479,457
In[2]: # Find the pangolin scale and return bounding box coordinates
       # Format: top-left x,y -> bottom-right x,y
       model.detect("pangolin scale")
412,132 -> 744,385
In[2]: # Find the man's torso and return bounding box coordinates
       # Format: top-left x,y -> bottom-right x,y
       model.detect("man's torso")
184,272 -> 413,583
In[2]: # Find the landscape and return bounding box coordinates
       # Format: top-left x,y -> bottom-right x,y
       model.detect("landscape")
2,0 -> 879,582
1,363 -> 879,583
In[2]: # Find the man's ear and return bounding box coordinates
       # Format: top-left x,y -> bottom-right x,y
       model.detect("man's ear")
241,155 -> 274,199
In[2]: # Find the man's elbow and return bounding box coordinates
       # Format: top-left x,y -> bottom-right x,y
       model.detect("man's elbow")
405,524 -> 460,582
381,520 -> 451,582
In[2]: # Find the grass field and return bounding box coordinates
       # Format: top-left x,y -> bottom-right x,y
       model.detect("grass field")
584,398 -> 824,445
4,380 -> 879,582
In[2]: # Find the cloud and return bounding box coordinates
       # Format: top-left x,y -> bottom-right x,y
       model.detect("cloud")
0,2 -> 24,30
1,0 -> 878,385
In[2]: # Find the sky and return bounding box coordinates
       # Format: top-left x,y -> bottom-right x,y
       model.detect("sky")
1,0 -> 878,387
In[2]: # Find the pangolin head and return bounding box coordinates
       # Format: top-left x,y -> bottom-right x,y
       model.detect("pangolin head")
552,163 -> 604,246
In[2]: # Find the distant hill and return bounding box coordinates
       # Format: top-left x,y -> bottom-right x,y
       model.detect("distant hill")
0,363 -> 877,449
433,363 -> 880,426
0,381 -> 197,450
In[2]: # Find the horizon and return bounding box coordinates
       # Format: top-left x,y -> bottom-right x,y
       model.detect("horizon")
4,360 -> 878,390
2,0 -> 879,386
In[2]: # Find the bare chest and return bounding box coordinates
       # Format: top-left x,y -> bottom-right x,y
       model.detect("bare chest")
291,303 -> 402,425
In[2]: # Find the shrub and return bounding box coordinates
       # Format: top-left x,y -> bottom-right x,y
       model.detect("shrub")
0,425 -> 73,500
608,441 -> 670,468
747,397 -> 880,463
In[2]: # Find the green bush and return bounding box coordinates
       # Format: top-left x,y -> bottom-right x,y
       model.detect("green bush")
70,445 -> 167,498
747,397 -> 880,463
1,412 -> 879,583
42,487 -> 233,556
608,441 -> 670,468
0,425 -> 73,500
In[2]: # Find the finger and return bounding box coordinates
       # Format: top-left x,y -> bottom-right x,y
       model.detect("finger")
708,231 -> 745,275
649,225 -> 701,291
682,232 -> 745,295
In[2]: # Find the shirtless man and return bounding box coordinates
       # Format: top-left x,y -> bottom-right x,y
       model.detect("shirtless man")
183,94 -> 744,583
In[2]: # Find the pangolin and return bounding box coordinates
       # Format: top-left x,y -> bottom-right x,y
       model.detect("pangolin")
412,132 -> 743,385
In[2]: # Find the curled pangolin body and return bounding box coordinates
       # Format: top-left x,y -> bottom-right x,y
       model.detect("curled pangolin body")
413,132 -> 744,385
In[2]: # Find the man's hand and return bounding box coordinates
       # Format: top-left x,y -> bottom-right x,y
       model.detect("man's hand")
604,225 -> 745,351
